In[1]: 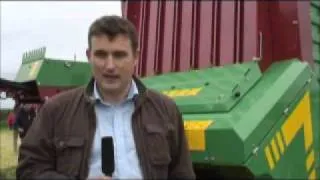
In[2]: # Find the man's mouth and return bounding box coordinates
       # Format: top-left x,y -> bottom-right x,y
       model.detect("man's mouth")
103,74 -> 120,80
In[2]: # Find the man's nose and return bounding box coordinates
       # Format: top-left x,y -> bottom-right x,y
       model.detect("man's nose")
104,56 -> 116,70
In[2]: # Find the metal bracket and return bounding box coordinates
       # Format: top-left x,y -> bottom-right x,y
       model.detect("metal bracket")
252,32 -> 263,61
22,47 -> 46,64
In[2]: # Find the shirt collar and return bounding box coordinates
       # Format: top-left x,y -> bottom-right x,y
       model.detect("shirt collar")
93,79 -> 139,104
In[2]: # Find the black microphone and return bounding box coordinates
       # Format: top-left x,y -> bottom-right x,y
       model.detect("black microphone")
101,136 -> 115,177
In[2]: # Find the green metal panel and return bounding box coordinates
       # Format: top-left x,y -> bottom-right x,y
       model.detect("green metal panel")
36,59 -> 92,87
16,58 -> 92,87
246,127 -> 310,178
143,58 -> 318,178
245,84 -> 314,179
15,60 -> 44,82
179,59 -> 312,164
14,47 -> 92,87
142,61 -> 262,114
15,47 -> 47,81
235,60 -> 312,163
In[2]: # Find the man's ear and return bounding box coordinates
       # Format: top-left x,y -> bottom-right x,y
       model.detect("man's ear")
86,48 -> 92,64
134,49 -> 140,66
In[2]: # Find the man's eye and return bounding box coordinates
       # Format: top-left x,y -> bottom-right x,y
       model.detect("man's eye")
113,52 -> 127,59
94,51 -> 107,58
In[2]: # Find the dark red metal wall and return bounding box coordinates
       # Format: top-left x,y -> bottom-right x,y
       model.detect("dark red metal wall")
122,1 -> 313,77
38,86 -> 73,99
266,1 -> 313,71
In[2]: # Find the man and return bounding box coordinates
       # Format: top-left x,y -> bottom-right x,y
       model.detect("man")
15,104 -> 36,139
7,104 -> 18,152
7,109 -> 15,130
16,15 -> 195,180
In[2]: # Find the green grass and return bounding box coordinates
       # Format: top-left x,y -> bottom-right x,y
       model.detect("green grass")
0,120 -> 18,179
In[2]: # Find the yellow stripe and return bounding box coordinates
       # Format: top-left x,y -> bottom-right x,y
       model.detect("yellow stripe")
189,88 -> 203,96
306,150 -> 315,172
281,111 -> 304,146
264,145 -> 275,170
162,87 -> 203,98
303,93 -> 313,151
281,92 -> 312,149
270,138 -> 280,162
184,120 -> 213,151
281,117 -> 303,147
276,132 -> 285,154
308,168 -> 316,180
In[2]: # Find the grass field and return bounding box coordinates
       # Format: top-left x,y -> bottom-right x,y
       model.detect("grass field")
0,120 -> 19,179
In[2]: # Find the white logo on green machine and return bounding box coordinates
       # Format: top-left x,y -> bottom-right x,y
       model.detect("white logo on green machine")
29,61 -> 41,79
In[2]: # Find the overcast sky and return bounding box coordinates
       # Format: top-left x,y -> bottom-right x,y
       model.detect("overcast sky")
0,1 -> 122,108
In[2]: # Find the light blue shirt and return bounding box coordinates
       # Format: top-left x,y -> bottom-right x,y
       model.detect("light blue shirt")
87,80 -> 143,179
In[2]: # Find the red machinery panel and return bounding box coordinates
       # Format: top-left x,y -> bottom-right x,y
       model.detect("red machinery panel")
122,1 -> 313,77
37,86 -> 74,99
268,1 -> 313,67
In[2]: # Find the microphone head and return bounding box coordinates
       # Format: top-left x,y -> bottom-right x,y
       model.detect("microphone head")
101,136 -> 115,176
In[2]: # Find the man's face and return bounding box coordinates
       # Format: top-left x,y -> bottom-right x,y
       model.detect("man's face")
86,34 -> 138,95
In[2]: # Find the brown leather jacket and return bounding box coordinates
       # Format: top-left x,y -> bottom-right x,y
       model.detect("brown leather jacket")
16,77 -> 196,180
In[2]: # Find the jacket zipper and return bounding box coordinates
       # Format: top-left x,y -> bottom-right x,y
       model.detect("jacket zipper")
132,96 -> 151,179
81,102 -> 97,179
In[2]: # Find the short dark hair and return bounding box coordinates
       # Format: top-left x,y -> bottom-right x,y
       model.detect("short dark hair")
88,15 -> 139,52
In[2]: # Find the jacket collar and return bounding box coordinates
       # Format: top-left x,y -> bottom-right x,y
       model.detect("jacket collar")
93,78 -> 139,104
83,75 -> 149,105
